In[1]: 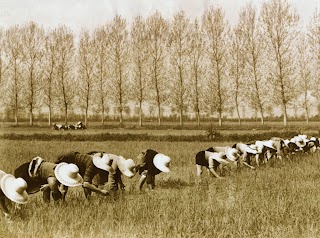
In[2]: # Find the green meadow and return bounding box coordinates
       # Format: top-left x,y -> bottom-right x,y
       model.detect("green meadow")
0,126 -> 320,237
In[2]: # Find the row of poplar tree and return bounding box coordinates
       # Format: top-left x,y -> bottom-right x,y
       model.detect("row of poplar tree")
0,0 -> 319,127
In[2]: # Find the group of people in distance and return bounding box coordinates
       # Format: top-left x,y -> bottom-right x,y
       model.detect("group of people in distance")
195,134 -> 320,180
0,149 -> 171,221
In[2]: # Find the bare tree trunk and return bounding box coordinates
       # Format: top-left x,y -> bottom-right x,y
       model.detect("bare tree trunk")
235,99 -> 241,125
14,62 -> 18,126
157,100 -> 161,126
218,111 -> 222,127
196,105 -> 200,127
179,69 -> 183,127
64,103 -> 68,125
48,106 -> 51,126
139,100 -> 143,127
29,107 -> 33,126
282,102 -> 288,127
304,91 -> 309,125
101,105 -> 105,126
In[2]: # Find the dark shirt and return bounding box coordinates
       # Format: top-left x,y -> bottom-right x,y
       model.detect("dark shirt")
38,162 -> 56,182
56,151 -> 102,183
195,150 -> 220,169
14,162 -> 42,194
138,149 -> 161,176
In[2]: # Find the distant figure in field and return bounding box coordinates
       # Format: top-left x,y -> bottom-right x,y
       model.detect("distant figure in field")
55,151 -> 113,198
75,121 -> 86,130
135,149 -> 171,191
52,123 -> 66,130
0,170 -> 28,221
14,157 -> 83,203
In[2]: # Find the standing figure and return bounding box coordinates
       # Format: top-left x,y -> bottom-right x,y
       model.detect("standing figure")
0,170 -> 28,220
136,149 -> 171,191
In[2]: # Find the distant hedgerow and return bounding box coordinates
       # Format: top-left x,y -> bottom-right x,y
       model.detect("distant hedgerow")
0,130 -> 301,142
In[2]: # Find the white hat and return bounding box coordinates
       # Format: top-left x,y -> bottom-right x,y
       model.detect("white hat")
208,152 -> 229,165
1,172 -> 28,204
225,147 -> 239,161
283,139 -> 290,146
255,141 -> 265,154
262,140 -> 277,150
117,156 -> 136,178
92,153 -> 114,173
153,154 -> 171,173
54,163 -> 83,187
293,136 -> 306,148
28,156 -> 44,178
238,143 -> 257,154
310,137 -> 316,141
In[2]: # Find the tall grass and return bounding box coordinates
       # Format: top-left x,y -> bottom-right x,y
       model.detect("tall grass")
1,140 -> 320,237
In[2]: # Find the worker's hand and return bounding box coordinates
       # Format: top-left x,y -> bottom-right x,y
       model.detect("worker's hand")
40,184 -> 50,191
100,189 -> 109,196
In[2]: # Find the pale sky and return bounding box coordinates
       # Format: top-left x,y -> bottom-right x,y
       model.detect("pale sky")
0,0 -> 319,35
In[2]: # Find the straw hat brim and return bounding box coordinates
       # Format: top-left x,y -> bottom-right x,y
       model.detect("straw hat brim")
262,141 -> 277,150
122,169 -> 135,178
239,144 -> 257,154
1,174 -> 28,204
54,163 -> 83,187
118,157 -> 136,178
92,154 -> 113,172
209,153 -> 230,165
153,154 -> 171,173
225,147 -> 237,161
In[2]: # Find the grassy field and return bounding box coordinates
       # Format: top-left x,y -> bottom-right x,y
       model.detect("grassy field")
1,137 -> 320,238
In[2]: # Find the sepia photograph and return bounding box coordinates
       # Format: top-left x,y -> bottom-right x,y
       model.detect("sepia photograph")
0,0 -> 320,237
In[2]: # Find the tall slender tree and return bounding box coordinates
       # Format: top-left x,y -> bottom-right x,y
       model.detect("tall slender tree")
43,29 -> 58,126
107,15 -> 129,126
297,33 -> 312,125
202,6 -> 229,126
241,3 -> 268,125
229,20 -> 246,125
146,11 -> 169,126
93,26 -> 109,125
78,30 -> 96,127
54,26 -> 75,125
261,0 -> 300,126
131,15 -> 149,126
3,25 -> 24,125
190,19 -> 205,127
168,10 -> 191,126
308,9 -> 320,112
22,22 -> 45,126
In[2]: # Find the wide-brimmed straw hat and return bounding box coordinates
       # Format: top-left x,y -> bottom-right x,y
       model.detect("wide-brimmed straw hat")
92,153 -> 114,173
292,136 -> 306,148
54,163 -> 83,187
117,156 -> 136,178
153,154 -> 171,173
1,171 -> 28,204
255,141 -> 265,153
225,147 -> 239,161
262,140 -> 277,150
238,143 -> 257,154
208,152 -> 229,165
